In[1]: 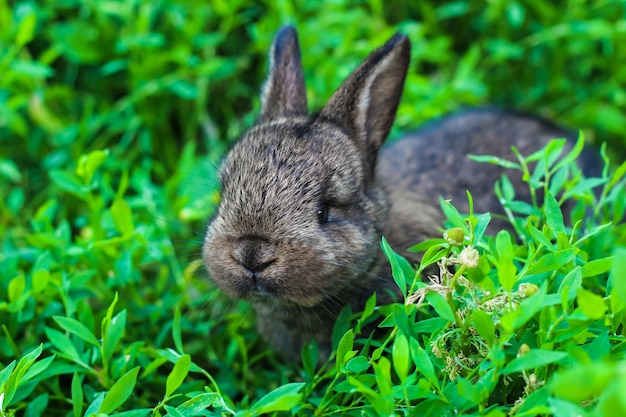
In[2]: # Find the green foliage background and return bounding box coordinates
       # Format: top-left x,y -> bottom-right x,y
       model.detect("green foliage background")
1,0 -> 626,416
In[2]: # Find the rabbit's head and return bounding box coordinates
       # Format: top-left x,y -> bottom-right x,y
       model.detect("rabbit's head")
203,27 -> 410,309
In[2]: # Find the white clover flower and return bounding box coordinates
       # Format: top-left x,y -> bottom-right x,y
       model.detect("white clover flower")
458,246 -> 479,268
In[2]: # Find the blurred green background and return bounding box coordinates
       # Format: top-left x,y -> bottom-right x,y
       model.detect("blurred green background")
1,0 -> 626,414
3,0 -> 625,246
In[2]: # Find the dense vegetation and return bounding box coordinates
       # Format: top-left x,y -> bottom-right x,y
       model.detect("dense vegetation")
1,1 -> 626,416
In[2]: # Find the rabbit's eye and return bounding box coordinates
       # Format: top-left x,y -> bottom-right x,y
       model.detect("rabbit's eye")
317,203 -> 330,225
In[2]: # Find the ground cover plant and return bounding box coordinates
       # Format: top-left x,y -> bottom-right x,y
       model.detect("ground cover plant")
2,0 -> 626,416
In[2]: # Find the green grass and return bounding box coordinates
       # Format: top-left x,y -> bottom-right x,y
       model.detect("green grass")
2,1 -> 626,416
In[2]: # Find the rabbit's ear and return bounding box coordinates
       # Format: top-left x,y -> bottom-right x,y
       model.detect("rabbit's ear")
320,34 -> 410,174
260,26 -> 308,121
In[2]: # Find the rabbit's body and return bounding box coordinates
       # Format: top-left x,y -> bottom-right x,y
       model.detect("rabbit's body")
378,108 -> 585,261
203,27 -> 595,361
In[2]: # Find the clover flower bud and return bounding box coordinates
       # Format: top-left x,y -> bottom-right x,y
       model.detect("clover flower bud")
444,227 -> 465,246
517,343 -> 531,357
517,283 -> 539,298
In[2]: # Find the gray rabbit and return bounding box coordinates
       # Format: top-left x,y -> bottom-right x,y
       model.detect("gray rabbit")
202,27 -> 596,361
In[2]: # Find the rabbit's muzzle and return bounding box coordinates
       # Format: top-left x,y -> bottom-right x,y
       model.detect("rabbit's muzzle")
203,232 -> 334,308
230,235 -> 278,294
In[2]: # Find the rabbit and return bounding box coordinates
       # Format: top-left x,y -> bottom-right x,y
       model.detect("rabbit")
202,26 -> 598,361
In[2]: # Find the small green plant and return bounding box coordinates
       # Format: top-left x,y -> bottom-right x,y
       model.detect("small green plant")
265,133 -> 625,416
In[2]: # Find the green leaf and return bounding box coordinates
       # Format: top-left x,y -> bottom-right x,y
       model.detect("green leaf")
468,154 -> 521,170
574,223 -> 613,247
175,393 -> 218,415
10,60 -> 54,78
549,165 -> 570,196
72,372 -> 83,417
248,382 -> 304,415
355,293 -> 377,334
24,393 -> 48,417
85,392 -> 104,415
335,329 -> 355,372
168,80 -> 198,99
419,245 -> 447,270
98,366 -> 140,414
543,192 -> 565,235
505,200 -> 540,216
172,305 -> 184,354
302,341 -> 319,378
411,339 -> 438,388
502,349 -> 569,374
414,317 -> 448,333
500,284 -> 547,333
471,309 -> 495,346
50,170 -> 89,197
8,274 -> 26,303
548,397 -> 589,417
552,131 -> 585,173
582,256 -> 614,278
440,197 -> 467,229
165,354 -> 191,398
21,355 -> 54,383
499,174 -> 516,201
3,345 -> 43,407
111,199 -> 134,235
408,238 -> 447,253
381,236 -> 414,295
557,267 -> 582,303
586,330 -> 611,360
563,177 -> 607,199
393,304 -> 415,340
576,288 -> 606,320
102,304 -> 126,365
551,362 -> 615,402
53,316 -> 100,347
607,159 -> 626,193
472,212 -> 491,245
527,223 -> 555,249
609,248 -> 626,307
31,270 -> 50,295
163,405 -> 185,417
526,249 -> 575,275
76,149 -> 108,184
45,327 -> 82,363
543,139 -> 567,169
392,333 -> 410,380
345,356 -> 370,374
517,386 -> 552,415
425,292 -> 456,323
456,377 -> 480,404
0,159 -> 21,182
108,407 -> 152,417
345,375 -> 387,414
372,356 -> 393,398
15,8 -> 37,47
495,230 -> 516,291
0,361 -> 16,388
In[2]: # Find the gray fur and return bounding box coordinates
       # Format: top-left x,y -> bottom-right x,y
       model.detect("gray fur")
203,27 -> 596,361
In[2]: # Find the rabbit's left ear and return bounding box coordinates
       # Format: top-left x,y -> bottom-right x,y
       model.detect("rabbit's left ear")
320,34 -> 410,173
260,26 -> 308,121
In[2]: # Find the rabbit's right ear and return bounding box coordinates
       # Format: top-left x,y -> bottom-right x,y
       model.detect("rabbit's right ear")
320,34 -> 410,175
259,26 -> 308,121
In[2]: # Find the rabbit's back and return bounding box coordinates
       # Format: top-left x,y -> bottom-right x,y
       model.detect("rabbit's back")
377,108 -> 594,259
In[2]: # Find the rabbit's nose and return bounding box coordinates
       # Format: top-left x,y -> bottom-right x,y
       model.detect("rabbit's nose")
231,235 -> 277,275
